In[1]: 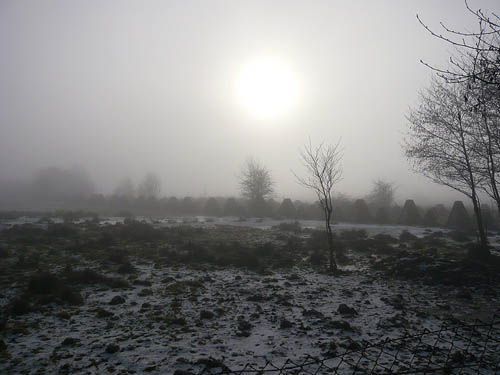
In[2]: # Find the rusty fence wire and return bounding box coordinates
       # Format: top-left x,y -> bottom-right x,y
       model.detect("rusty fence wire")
198,315 -> 500,374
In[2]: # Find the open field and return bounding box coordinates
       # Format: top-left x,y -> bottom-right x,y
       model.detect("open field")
0,217 -> 499,374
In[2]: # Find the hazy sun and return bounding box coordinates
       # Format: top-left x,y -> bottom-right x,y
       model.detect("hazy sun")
236,58 -> 299,118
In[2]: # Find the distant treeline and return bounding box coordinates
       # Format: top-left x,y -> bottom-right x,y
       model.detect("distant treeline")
1,195 -> 497,233
0,166 -> 497,231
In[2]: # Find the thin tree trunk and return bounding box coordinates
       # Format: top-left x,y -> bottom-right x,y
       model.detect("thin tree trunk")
325,207 -> 337,273
470,191 -> 490,257
459,121 -> 490,256
483,115 -> 500,213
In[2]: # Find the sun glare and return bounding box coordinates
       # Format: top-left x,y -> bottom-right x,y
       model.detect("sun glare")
236,58 -> 299,118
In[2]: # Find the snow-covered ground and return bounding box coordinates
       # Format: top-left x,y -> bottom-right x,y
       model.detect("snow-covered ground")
2,262 -> 498,374
0,217 -> 499,374
0,214 -> 448,235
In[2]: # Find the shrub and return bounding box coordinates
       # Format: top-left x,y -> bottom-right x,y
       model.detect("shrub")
272,251 -> 295,268
372,233 -> 398,243
116,210 -> 134,218
58,287 -> 84,305
97,232 -> 115,247
119,220 -> 163,242
107,249 -> 129,264
15,253 -> 40,269
255,242 -> 277,257
26,272 -> 84,306
305,230 -> 328,251
336,251 -> 351,265
65,268 -> 129,289
466,243 -> 491,260
234,251 -> 260,270
340,229 -> 367,240
449,231 -> 471,243
286,236 -> 302,253
213,241 -> 246,255
273,221 -> 301,233
422,233 -> 445,247
28,272 -> 64,295
310,250 -> 326,266
47,223 -> 78,238
345,238 -> 372,252
8,296 -> 32,316
181,242 -> 214,264
332,239 -> 346,256
214,255 -> 231,267
4,224 -> 46,245
59,210 -> 98,222
399,230 -> 417,242
117,262 -> 137,274
0,247 -> 9,258
428,230 -> 445,238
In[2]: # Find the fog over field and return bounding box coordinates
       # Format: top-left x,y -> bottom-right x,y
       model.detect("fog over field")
1,0 -> 498,206
2,3 -> 500,374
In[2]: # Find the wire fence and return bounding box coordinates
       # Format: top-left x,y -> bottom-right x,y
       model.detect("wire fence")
198,315 -> 500,374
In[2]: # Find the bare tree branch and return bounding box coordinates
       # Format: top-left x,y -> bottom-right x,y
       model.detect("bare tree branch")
417,2 -> 500,86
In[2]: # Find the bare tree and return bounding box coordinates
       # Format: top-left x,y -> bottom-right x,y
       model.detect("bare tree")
296,140 -> 343,272
418,2 -> 500,224
137,172 -> 161,199
32,165 -> 95,200
404,79 -> 489,255
418,1 -> 500,87
239,158 -> 274,208
114,177 -> 136,198
461,76 -> 500,217
366,179 -> 396,209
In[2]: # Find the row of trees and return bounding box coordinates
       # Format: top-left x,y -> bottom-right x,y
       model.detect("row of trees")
114,173 -> 162,199
405,3 -> 500,257
18,190 -> 485,230
1,159 -> 392,222
21,167 -> 163,201
91,193 -> 402,221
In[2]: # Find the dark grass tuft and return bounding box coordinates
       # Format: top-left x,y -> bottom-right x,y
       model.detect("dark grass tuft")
65,268 -> 129,288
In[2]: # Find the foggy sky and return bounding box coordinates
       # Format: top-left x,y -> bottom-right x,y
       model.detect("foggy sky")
1,0 -> 499,205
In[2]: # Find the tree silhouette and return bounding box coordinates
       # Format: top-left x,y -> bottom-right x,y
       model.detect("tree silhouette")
239,158 -> 274,216
404,79 -> 489,255
296,139 -> 343,272
137,173 -> 161,199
